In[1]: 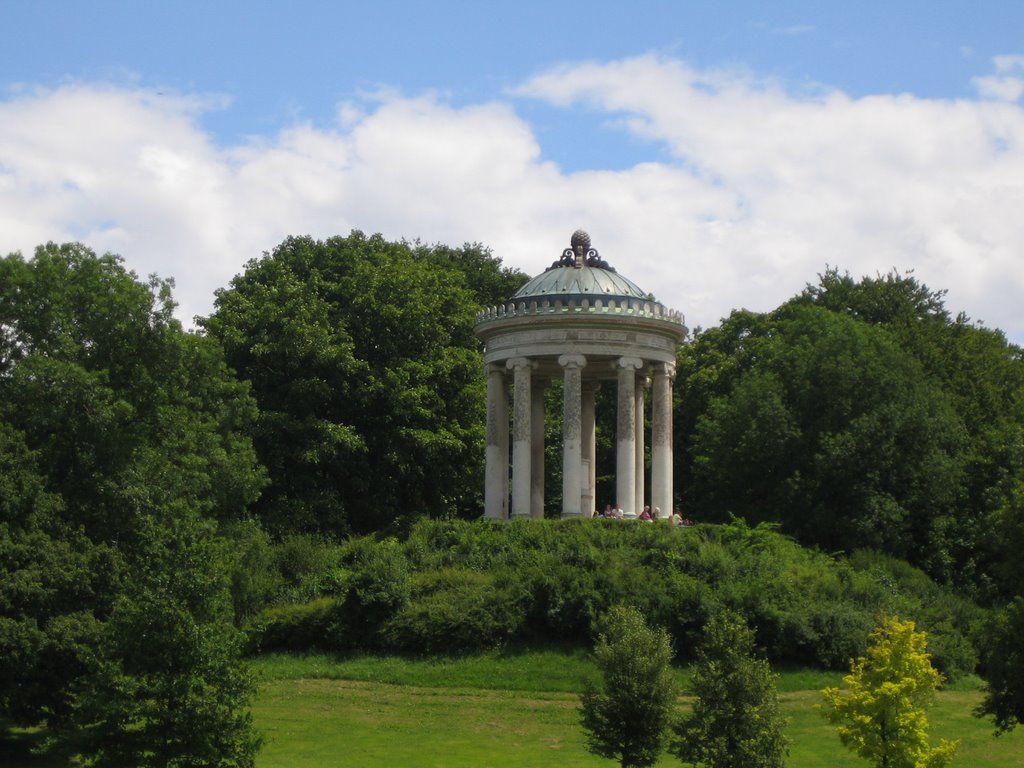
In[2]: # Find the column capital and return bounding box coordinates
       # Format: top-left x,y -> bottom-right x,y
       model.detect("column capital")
507,356 -> 536,372
653,361 -> 677,380
558,353 -> 587,370
615,356 -> 645,372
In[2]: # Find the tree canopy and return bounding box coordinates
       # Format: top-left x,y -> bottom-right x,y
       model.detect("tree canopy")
678,268 -> 1024,599
0,243 -> 264,764
200,231 -> 527,536
579,604 -> 677,768
672,609 -> 788,768
821,614 -> 958,768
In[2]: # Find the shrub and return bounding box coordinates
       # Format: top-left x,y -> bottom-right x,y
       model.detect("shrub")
332,537 -> 411,649
273,533 -> 343,603
381,568 -> 526,653
246,597 -> 337,653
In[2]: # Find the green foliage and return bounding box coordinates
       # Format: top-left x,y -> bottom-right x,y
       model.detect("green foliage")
273,533 -> 344,603
821,615 -> 959,768
682,303 -> 965,572
382,568 -> 527,653
579,604 -> 677,768
0,243 -> 265,765
74,514 -> 261,767
1,243 -> 266,542
223,519 -> 283,627
679,268 -> 1024,600
847,550 -> 983,681
247,598 -> 338,654
672,610 -> 788,768
974,596 -> 1024,733
201,231 -> 517,536
252,519 -> 978,672
333,537 -> 412,649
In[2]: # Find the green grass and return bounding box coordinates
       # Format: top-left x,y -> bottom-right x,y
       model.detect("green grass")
254,645 -> 609,692
4,652 -> 1021,767
251,651 -> 1024,768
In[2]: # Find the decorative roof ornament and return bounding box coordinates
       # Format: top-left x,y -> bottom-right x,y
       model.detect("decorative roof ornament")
548,229 -> 615,272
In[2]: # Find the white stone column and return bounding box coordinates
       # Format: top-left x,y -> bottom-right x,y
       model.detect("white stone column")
635,374 -> 647,515
616,357 -> 643,514
651,362 -> 675,519
582,380 -> 599,517
507,357 -> 534,519
560,354 -> 587,518
531,378 -> 547,518
484,364 -> 509,520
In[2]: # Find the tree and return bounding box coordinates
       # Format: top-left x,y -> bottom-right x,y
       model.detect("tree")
74,513 -> 261,767
0,243 -> 266,764
681,304 -> 965,569
678,269 -> 1024,599
974,596 -> 1024,733
201,231 -> 518,535
796,267 -> 1024,600
821,615 -> 958,768
672,610 -> 788,768
579,604 -> 676,768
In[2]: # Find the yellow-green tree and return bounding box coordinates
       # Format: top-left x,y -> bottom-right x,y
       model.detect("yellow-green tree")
821,615 -> 959,768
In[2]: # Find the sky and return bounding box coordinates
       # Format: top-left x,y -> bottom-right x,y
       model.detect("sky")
2,1 -> 1024,342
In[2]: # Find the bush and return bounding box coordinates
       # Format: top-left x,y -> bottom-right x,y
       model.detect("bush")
246,597 -> 337,653
382,568 -> 527,653
332,537 -> 411,649
273,533 -> 344,603
223,519 -> 282,626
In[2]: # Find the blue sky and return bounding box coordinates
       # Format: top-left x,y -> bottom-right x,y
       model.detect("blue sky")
3,1 -> 1024,340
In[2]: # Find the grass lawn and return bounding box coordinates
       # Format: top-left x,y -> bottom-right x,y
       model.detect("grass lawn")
4,650 -> 1020,767
251,652 -> 1024,768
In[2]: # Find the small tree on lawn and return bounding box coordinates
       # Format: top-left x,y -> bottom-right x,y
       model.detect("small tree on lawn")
580,604 -> 677,768
671,609 -> 788,768
974,595 -> 1024,733
821,614 -> 958,768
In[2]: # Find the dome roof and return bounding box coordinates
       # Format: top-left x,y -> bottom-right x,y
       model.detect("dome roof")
512,265 -> 650,303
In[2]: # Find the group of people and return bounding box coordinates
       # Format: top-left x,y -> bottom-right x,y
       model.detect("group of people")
599,504 -> 695,527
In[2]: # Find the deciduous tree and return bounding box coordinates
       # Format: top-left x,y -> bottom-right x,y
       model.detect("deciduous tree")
821,614 -> 958,768
0,243 -> 265,764
201,231 -> 522,535
580,604 -> 677,768
672,610 -> 788,768
975,596 -> 1024,733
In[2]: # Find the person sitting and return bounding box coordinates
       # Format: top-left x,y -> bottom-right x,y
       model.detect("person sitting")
603,503 -> 615,519
639,505 -> 653,522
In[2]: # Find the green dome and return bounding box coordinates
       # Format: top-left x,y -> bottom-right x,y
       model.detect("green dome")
512,265 -> 650,303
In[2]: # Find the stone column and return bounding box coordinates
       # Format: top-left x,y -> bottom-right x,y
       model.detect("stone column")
582,380 -> 599,516
560,354 -> 587,518
507,357 -> 534,519
651,362 -> 675,519
484,364 -> 509,520
531,378 -> 547,518
635,374 -> 647,515
615,357 -> 644,514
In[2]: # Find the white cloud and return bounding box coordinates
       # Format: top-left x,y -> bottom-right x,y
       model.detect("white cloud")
972,54 -> 1024,102
2,57 -> 1024,345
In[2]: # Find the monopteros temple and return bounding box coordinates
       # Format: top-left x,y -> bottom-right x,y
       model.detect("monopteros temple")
474,230 -> 686,520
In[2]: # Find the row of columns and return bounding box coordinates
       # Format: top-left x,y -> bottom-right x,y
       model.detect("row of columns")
484,355 -> 676,520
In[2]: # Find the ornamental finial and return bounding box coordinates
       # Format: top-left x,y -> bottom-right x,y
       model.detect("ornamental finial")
548,228 -> 610,274
546,229 -> 615,272
570,229 -> 591,253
